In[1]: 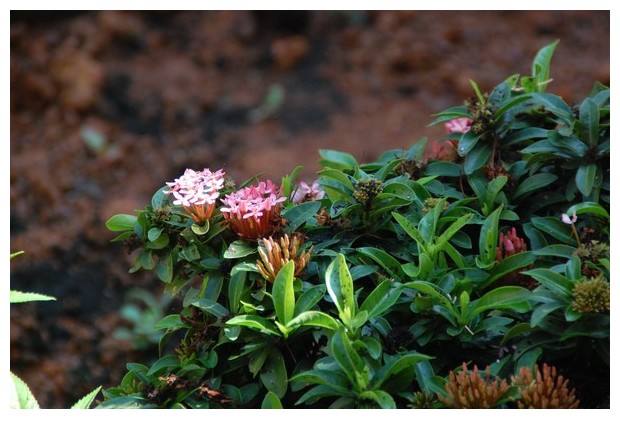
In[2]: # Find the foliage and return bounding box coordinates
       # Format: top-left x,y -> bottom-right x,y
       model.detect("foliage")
100,41 -> 609,408
10,251 -> 102,409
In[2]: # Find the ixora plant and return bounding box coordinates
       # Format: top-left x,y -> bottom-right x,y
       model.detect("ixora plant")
100,41 -> 609,409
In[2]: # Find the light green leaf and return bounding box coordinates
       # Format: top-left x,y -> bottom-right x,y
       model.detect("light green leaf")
331,329 -> 369,391
105,214 -> 137,232
261,391 -> 283,409
272,260 -> 295,325
286,310 -> 339,331
10,290 -> 56,304
226,315 -> 280,336
71,386 -> 102,409
325,254 -> 355,323
10,372 -> 40,409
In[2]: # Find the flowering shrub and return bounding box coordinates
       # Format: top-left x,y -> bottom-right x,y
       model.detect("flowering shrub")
101,41 -> 609,408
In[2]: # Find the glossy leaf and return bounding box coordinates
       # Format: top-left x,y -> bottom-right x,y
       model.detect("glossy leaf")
478,205 -> 503,266
224,240 -> 257,259
470,286 -> 532,317
260,350 -> 288,399
464,143 -> 492,175
319,149 -> 358,171
261,391 -> 283,409
512,173 -> 558,200
286,310 -> 339,331
272,261 -> 295,325
331,329 -> 369,391
523,268 -> 573,299
457,131 -> 483,157
579,97 -> 600,146
481,251 -> 537,288
325,254 -> 355,323
357,247 -> 406,281
106,214 -> 137,232
575,163 -> 598,197
226,315 -> 280,336
359,280 -> 402,319
283,201 -> 322,232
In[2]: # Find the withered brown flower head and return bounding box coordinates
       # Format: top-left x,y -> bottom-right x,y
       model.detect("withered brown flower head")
257,234 -> 313,283
439,363 -> 508,409
512,363 -> 579,409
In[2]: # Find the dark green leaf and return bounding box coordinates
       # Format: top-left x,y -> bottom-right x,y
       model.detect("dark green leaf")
319,149 -> 358,171
457,131 -> 483,157
224,240 -> 257,259
513,173 -> 558,200
146,355 -> 180,376
371,352 -> 432,389
283,201 -> 322,232
531,93 -> 574,125
156,253 -> 173,283
530,217 -> 575,245
260,350 -> 288,399
359,280 -> 402,319
565,202 -> 609,219
470,286 -> 532,317
228,271 -> 247,314
425,161 -> 462,177
357,247 -> 406,281
153,314 -> 189,330
294,284 -> 326,316
191,298 -> 230,318
481,252 -> 537,288
579,98 -> 600,146
331,329 -> 369,390
575,163 -> 598,197
523,268 -> 573,299
226,315 -> 280,336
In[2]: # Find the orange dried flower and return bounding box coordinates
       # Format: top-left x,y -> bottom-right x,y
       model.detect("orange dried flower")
439,363 -> 508,409
512,363 -> 579,409
256,234 -> 313,283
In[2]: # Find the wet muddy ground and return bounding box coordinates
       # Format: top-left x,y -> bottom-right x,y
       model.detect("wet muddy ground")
10,10 -> 609,408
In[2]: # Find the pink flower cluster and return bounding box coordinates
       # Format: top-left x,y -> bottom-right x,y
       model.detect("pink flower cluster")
220,180 -> 286,239
444,117 -> 473,134
163,168 -> 225,223
426,118 -> 474,162
496,227 -> 527,261
291,181 -> 325,204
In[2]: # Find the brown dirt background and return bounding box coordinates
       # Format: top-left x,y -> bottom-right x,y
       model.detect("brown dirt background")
9,10 -> 610,408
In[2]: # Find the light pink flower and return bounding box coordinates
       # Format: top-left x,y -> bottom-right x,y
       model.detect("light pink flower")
444,117 -> 473,134
561,212 -> 577,225
220,180 -> 286,240
291,181 -> 325,204
163,168 -> 225,223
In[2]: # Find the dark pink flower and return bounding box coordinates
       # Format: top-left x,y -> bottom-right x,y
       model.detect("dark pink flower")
220,180 -> 286,240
